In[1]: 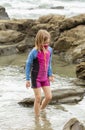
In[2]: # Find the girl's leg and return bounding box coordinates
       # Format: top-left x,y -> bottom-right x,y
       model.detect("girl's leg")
41,86 -> 52,110
33,88 -> 41,117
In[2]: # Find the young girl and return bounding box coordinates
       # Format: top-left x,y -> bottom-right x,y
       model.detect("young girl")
25,29 -> 54,117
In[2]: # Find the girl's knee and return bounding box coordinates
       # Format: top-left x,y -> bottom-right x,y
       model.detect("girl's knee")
46,94 -> 52,101
35,96 -> 41,103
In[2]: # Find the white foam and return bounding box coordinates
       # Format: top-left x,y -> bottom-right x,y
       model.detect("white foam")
0,0 -> 85,20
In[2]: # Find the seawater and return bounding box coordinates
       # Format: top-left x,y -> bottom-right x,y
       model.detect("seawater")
0,64 -> 85,130
0,0 -> 85,19
0,0 -> 85,129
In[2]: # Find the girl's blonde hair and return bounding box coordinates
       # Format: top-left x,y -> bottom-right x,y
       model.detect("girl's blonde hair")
35,29 -> 51,50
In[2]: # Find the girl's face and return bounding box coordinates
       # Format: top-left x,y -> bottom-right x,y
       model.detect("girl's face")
43,39 -> 50,49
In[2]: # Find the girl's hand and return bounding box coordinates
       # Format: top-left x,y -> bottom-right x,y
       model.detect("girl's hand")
26,80 -> 30,88
49,75 -> 54,82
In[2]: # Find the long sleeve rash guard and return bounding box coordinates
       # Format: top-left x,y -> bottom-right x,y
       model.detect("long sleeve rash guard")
25,46 -> 53,81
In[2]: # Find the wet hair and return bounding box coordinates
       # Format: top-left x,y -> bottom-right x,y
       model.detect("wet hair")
35,29 -> 51,50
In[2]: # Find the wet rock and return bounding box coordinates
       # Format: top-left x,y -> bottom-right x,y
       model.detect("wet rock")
54,25 -> 85,63
76,62 -> 85,80
74,79 -> 85,86
0,30 -> 25,43
0,44 -> 18,56
63,118 -> 85,130
51,6 -> 64,9
18,88 -> 85,107
0,30 -> 25,55
59,14 -> 85,31
16,43 -> 28,53
0,13 -> 85,64
0,6 -> 9,20
74,62 -> 85,86
38,14 -> 65,24
16,36 -> 35,53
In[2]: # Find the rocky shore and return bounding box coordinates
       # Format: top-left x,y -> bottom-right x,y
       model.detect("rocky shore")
0,5 -> 85,94
0,5 -> 85,97
0,5 -> 85,130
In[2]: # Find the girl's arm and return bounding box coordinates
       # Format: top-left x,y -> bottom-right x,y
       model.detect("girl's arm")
25,49 -> 35,81
48,47 -> 53,77
48,53 -> 52,76
48,47 -> 54,82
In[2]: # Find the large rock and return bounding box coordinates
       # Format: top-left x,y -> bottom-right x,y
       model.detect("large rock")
0,6 -> 9,20
74,62 -> 85,86
0,13 -> 85,64
38,14 -> 65,25
0,30 -> 25,43
0,19 -> 36,55
76,62 -> 85,80
0,30 -> 25,55
54,25 -> 85,63
60,14 -> 85,31
63,118 -> 85,130
18,88 -> 85,107
74,79 -> 85,86
0,44 -> 18,55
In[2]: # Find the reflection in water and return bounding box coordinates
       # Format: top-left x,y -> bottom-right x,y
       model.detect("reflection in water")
34,111 -> 53,130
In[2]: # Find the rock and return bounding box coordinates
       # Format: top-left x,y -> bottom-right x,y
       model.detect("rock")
16,43 -> 28,53
16,36 -> 35,52
74,79 -> 85,86
59,14 -> 85,31
54,37 -> 73,52
76,62 -> 85,80
63,118 -> 85,130
0,13 -> 85,64
0,6 -> 9,20
18,88 -> 85,107
0,30 -> 25,43
51,6 -> 64,9
74,62 -> 85,86
0,30 -> 25,55
38,14 -> 65,24
0,19 -> 33,32
0,44 -> 18,56
54,25 -> 85,63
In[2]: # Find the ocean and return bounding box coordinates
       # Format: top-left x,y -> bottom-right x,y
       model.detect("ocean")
0,54 -> 85,130
0,65 -> 85,130
0,0 -> 85,19
0,1 -> 85,130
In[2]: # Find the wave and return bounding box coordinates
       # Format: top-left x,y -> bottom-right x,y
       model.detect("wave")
0,0 -> 85,19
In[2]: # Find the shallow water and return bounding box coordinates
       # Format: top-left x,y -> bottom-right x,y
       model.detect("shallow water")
0,53 -> 76,78
0,0 -> 85,128
0,57 -> 85,130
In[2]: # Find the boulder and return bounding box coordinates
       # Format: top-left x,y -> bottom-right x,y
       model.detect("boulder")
18,88 -> 85,107
0,13 -> 85,64
51,6 -> 64,9
54,25 -> 85,63
74,79 -> 85,86
0,44 -> 18,55
38,14 -> 65,25
74,61 -> 85,86
60,14 -> 85,31
63,118 -> 85,130
76,62 -> 85,80
0,30 -> 25,55
0,30 -> 25,43
0,6 -> 9,20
